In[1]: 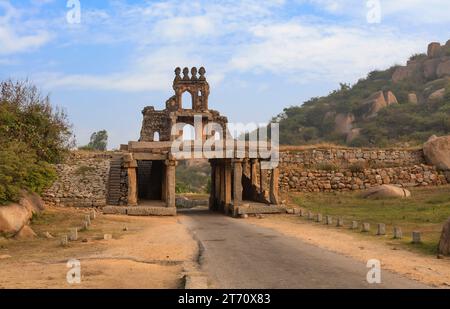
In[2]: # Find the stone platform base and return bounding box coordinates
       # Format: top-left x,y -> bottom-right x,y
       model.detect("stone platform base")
103,206 -> 177,216
234,203 -> 286,216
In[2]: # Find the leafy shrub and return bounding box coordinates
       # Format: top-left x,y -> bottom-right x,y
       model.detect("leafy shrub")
0,142 -> 56,204
314,162 -> 339,172
0,80 -> 72,204
349,162 -> 366,173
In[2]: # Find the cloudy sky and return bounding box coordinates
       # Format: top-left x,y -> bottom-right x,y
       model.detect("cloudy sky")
1,0 -> 449,148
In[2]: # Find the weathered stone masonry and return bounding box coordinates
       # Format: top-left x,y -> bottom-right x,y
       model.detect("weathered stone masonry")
43,151 -> 111,207
277,148 -> 447,193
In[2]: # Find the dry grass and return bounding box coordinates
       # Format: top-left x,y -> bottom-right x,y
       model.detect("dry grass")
289,185 -> 450,255
279,143 -> 423,152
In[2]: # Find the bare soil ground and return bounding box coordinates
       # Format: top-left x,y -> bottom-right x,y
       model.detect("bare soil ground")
0,206 -> 198,288
246,214 -> 450,288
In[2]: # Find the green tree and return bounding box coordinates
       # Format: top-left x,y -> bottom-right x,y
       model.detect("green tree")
80,130 -> 108,151
0,80 -> 72,204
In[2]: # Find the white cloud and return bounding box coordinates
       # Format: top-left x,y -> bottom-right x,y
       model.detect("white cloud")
0,1 -> 51,55
229,20 -> 428,83
34,0 -> 447,92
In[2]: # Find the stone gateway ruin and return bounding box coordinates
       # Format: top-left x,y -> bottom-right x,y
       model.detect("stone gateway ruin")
43,69 -> 449,216
103,67 -> 284,216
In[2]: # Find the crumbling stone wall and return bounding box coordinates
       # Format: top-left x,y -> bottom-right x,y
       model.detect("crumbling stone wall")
42,151 -> 112,207
278,147 -> 447,193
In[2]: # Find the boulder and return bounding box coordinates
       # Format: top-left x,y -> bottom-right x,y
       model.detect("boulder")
14,225 -> 37,240
20,192 -> 45,215
437,60 -> 450,78
361,185 -> 411,199
423,135 -> 450,171
438,217 -> 450,256
385,91 -> 398,105
364,91 -> 387,118
408,93 -> 418,104
427,42 -> 441,58
423,59 -> 440,80
0,192 -> 44,236
428,88 -> 445,102
392,66 -> 411,83
334,113 -> 355,135
0,204 -> 31,236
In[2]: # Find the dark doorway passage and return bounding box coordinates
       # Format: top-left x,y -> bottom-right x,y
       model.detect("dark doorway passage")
137,160 -> 164,201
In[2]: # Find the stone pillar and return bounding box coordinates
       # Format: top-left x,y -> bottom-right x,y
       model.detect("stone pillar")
260,164 -> 269,201
232,159 -> 243,207
215,163 -> 222,209
224,160 -> 232,211
250,159 -> 258,188
269,167 -> 280,205
165,160 -> 177,208
209,161 -> 216,210
127,164 -> 138,206
123,153 -> 138,206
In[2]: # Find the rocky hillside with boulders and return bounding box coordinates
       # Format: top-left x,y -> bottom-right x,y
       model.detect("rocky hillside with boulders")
277,40 -> 450,147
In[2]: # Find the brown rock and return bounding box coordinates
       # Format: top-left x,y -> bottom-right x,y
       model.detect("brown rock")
408,93 -> 418,104
14,225 -> 37,240
385,91 -> 398,105
427,42 -> 441,58
423,135 -> 450,171
423,59 -> 440,80
361,184 -> 411,199
334,113 -> 355,135
19,192 -> 45,215
0,204 -> 31,236
428,88 -> 446,102
438,217 -> 450,256
364,91 -> 387,118
437,60 -> 450,78
392,66 -> 410,83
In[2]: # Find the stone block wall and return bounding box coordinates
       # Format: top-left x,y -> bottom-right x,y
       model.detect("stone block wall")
278,147 -> 448,193
42,151 -> 112,207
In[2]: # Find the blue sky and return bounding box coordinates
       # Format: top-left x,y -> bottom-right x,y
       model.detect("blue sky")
1,0 -> 449,148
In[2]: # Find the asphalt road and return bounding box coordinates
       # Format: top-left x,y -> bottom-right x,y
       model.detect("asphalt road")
179,209 -> 427,289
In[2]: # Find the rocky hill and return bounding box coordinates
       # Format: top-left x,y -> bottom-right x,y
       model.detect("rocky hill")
277,40 -> 450,147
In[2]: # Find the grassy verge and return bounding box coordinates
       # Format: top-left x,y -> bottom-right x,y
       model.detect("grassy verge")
289,185 -> 450,255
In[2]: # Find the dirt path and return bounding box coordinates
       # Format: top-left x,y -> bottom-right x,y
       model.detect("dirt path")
0,207 -> 198,288
246,215 -> 450,288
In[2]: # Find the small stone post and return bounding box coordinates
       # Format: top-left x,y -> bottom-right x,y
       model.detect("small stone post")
361,222 -> 370,232
326,215 -> 333,225
393,227 -> 403,239
61,235 -> 69,247
377,223 -> 386,236
90,210 -> 96,220
316,213 -> 322,223
85,215 -> 91,226
412,231 -> 421,244
351,221 -> 359,229
336,218 -> 344,227
69,228 -> 78,241
308,212 -> 314,220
